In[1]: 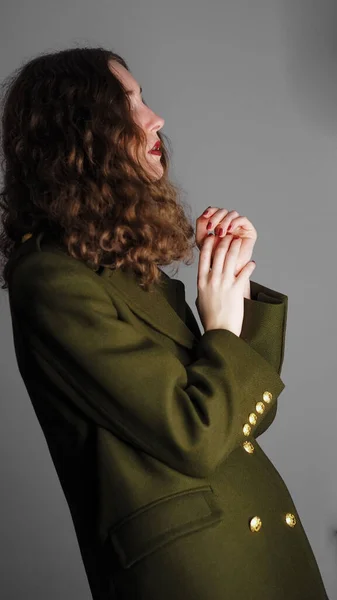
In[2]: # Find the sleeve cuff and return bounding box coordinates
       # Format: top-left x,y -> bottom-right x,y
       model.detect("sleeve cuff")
240,279 -> 288,374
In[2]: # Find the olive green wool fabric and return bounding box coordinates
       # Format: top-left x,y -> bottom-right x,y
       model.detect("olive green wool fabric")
7,231 -> 329,599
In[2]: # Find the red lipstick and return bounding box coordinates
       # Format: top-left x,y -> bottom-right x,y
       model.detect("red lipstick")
149,140 -> 162,155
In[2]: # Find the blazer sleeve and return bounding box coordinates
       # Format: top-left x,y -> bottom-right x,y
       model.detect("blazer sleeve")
240,279 -> 288,438
12,253 -> 286,478
185,279 -> 288,439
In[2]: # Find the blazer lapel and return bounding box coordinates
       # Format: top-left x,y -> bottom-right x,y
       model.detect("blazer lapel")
19,231 -> 198,351
101,266 -> 198,350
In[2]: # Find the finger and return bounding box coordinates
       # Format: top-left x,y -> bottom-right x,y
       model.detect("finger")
227,216 -> 250,232
222,237 -> 242,277
215,215 -> 250,237
236,260 -> 256,285
199,207 -> 225,219
211,210 -> 240,235
200,206 -> 216,218
210,234 -> 235,276
198,207 -> 230,225
197,234 -> 217,282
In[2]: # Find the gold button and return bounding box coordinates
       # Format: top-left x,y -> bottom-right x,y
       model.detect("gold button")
263,391 -> 272,403
21,232 -> 33,243
255,401 -> 265,414
285,513 -> 296,528
243,423 -> 251,436
249,516 -> 262,532
243,441 -> 255,454
248,412 -> 258,425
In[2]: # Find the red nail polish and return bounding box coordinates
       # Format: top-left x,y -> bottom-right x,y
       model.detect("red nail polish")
207,221 -> 213,230
218,228 -> 223,236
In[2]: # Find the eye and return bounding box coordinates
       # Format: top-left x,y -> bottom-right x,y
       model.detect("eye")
130,95 -> 144,110
133,98 -> 146,113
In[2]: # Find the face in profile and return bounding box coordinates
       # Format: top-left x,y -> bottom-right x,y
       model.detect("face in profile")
108,60 -> 165,181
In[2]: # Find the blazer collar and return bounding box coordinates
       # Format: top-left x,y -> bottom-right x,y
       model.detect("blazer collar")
101,266 -> 198,349
20,231 -> 199,350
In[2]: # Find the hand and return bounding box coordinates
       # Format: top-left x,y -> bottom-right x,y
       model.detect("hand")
196,234 -> 256,336
195,207 -> 257,277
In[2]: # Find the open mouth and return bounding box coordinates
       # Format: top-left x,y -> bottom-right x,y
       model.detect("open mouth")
148,141 -> 162,155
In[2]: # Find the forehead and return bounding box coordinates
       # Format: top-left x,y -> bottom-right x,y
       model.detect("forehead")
108,60 -> 139,94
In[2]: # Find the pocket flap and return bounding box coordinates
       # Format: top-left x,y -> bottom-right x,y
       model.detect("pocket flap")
109,485 -> 223,569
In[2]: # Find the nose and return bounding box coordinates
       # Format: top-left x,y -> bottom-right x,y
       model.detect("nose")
144,102 -> 164,132
151,112 -> 165,133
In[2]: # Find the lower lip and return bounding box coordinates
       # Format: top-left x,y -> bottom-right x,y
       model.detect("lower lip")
149,150 -> 162,155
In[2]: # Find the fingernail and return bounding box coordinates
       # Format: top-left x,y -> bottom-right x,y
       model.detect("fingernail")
207,221 -> 213,230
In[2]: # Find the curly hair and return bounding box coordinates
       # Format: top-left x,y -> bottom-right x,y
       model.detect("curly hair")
0,46 -> 197,292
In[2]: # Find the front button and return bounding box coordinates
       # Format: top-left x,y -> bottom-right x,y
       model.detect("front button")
263,391 -> 272,403
255,401 -> 265,414
249,516 -> 262,532
243,423 -> 251,436
248,412 -> 258,425
21,232 -> 33,243
285,513 -> 297,528
243,441 -> 255,454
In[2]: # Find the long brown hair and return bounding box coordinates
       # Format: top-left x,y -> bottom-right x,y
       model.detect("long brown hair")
0,46 -> 196,292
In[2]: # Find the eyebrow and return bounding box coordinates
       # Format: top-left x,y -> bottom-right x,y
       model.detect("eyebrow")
126,86 -> 142,96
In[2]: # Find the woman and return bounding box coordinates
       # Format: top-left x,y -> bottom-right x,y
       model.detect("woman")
0,47 -> 329,599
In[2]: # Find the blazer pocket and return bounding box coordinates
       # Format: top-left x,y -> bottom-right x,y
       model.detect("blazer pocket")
108,485 -> 224,569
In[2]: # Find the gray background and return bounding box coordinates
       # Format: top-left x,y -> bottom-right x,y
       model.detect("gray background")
1,0 -> 336,598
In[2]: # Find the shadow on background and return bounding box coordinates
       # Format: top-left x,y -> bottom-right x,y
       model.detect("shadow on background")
280,0 -> 337,132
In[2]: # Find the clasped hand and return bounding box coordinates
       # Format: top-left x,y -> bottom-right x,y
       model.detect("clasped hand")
195,207 -> 257,277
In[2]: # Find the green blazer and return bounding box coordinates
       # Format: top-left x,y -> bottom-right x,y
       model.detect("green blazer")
7,231 -> 329,600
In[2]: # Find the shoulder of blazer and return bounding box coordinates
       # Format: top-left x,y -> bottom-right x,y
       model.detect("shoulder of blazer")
10,231 -> 199,351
